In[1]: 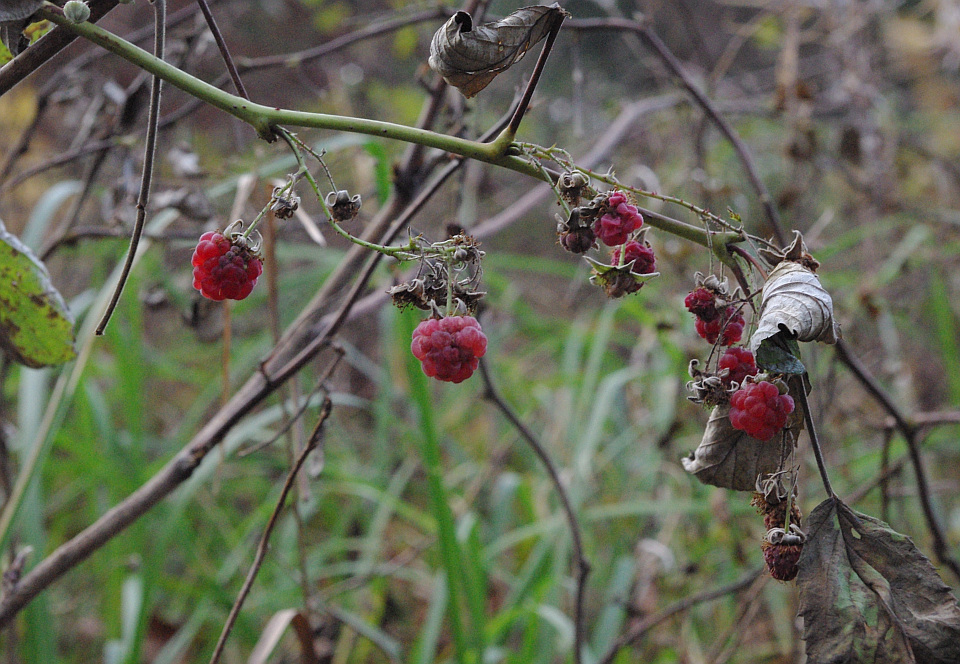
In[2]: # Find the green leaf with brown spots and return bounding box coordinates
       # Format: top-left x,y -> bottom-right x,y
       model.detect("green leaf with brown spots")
0,219 -> 75,367
798,497 -> 960,664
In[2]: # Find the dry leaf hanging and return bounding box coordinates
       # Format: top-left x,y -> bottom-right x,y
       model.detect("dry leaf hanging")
750,260 -> 840,353
681,399 -> 803,492
428,4 -> 567,98
0,0 -> 44,56
798,498 -> 960,664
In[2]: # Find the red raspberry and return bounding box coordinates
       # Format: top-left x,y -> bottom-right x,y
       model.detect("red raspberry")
411,315 -> 488,383
684,287 -> 720,321
592,191 -> 643,246
718,346 -> 758,387
762,541 -> 802,581
612,240 -> 657,275
694,306 -> 744,345
729,381 -> 795,441
192,231 -> 263,301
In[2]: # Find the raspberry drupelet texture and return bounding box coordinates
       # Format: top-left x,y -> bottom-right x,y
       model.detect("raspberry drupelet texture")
684,286 -> 720,321
411,315 -> 488,383
718,346 -> 758,387
192,231 -> 263,301
762,541 -> 802,582
593,191 -> 643,246
729,380 -> 795,441
612,240 -> 657,275
695,306 -> 745,345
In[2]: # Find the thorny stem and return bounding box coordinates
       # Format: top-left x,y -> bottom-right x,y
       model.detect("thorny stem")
566,16 -> 789,247
208,397 -> 334,664
275,127 -> 419,260
94,0 -> 165,336
35,6 -> 736,257
478,359 -> 590,664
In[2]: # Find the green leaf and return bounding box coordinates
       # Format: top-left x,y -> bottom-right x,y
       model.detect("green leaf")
755,331 -> 805,375
798,498 -> 960,664
0,219 -> 76,367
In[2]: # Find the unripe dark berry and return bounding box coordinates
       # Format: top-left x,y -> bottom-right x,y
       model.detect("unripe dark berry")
762,541 -> 802,581
411,316 -> 487,383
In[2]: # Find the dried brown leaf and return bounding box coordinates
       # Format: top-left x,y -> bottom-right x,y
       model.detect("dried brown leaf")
798,498 -> 960,664
681,400 -> 802,491
750,260 -> 840,352
428,4 -> 567,98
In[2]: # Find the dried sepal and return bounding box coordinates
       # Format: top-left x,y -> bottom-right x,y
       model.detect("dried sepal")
0,0 -> 43,56
750,259 -> 840,352
325,190 -> 362,223
686,359 -> 737,407
428,4 -> 568,98
585,254 -> 659,299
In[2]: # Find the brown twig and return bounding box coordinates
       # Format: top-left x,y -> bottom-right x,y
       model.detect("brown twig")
834,339 -> 960,583
195,0 -> 248,100
208,396 -> 333,664
478,358 -> 590,664
94,0 -> 166,335
566,16 -> 789,247
503,9 -> 566,138
596,567 -> 763,664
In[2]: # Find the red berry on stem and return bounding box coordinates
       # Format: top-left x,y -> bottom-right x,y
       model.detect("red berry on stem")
718,346 -> 758,387
593,191 -> 643,246
411,315 -> 488,383
612,240 -> 657,275
684,286 -> 720,321
729,380 -> 795,441
694,306 -> 744,345
192,231 -> 263,301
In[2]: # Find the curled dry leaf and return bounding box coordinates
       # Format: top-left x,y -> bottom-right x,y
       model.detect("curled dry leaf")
428,4 -> 567,98
750,260 -> 840,353
0,0 -> 43,56
681,399 -> 803,492
798,498 -> 960,664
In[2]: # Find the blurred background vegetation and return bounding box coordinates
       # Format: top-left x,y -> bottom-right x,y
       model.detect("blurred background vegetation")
1,0 -> 959,662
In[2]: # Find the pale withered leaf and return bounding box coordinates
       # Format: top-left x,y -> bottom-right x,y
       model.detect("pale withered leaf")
681,400 -> 802,492
428,4 -> 567,98
750,260 -> 840,353
798,498 -> 960,664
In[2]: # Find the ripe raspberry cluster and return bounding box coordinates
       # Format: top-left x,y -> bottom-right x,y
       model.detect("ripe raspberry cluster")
685,287 -> 744,345
411,315 -> 488,383
192,231 -> 263,301
612,240 -> 657,276
593,191 -> 643,246
729,380 -> 795,441
717,346 -> 757,387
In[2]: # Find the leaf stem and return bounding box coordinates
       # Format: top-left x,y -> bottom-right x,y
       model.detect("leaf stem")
795,377 -> 835,498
